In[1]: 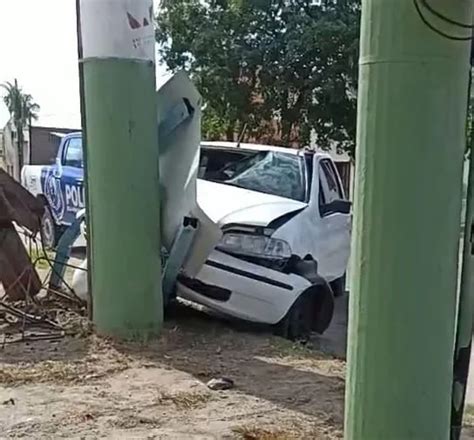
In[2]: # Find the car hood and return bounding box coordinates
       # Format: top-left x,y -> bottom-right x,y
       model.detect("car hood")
197,179 -> 307,227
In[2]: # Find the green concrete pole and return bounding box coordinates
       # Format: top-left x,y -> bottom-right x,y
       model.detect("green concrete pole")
78,0 -> 162,338
345,1 -> 473,439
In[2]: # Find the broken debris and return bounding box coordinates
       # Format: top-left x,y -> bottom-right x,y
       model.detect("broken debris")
0,169 -> 44,300
206,377 -> 234,391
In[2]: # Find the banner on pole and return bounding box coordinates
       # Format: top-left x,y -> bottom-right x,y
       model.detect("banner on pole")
80,0 -> 155,62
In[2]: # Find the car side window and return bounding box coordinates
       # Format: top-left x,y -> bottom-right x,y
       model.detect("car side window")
320,160 -> 343,201
319,159 -> 347,216
63,138 -> 83,168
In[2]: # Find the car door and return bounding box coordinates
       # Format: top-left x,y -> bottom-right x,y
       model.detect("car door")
60,136 -> 85,225
313,157 -> 351,282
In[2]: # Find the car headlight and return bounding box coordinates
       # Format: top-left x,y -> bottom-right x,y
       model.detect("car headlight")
216,233 -> 292,260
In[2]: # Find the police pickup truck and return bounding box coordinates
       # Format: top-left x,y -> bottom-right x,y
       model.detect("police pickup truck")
21,133 -> 84,248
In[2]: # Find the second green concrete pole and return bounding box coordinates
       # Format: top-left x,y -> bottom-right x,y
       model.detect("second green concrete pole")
345,0 -> 473,438
79,0 -> 162,339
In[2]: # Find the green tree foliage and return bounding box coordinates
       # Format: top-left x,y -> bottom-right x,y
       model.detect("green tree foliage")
1,79 -> 40,170
156,0 -> 360,154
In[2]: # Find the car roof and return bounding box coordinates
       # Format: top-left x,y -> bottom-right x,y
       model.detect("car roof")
200,141 -> 333,160
201,141 -> 305,155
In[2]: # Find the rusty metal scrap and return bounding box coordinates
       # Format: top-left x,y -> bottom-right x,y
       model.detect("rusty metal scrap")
0,169 -> 44,300
0,170 -> 43,231
0,300 -> 62,330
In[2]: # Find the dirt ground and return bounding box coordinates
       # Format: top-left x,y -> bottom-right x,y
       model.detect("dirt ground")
0,298 -> 348,440
1,250 -> 474,439
3,304 -> 474,440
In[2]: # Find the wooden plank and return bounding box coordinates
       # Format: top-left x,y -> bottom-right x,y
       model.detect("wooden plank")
0,226 -> 42,300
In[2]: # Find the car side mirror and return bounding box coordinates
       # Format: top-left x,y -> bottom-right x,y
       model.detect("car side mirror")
319,199 -> 352,217
337,200 -> 352,214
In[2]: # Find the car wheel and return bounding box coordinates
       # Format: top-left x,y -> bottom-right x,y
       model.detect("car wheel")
330,274 -> 346,297
40,207 -> 57,249
275,293 -> 314,342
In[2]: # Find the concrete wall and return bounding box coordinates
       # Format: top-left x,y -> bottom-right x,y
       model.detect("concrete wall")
1,122 -> 78,179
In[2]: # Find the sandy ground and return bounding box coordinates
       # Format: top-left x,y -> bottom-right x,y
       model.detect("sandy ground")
2,298 -> 474,440
0,234 -> 345,438
0,303 -> 345,439
1,236 -> 474,439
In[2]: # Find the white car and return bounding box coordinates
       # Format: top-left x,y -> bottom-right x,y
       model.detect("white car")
176,141 -> 351,340
68,72 -> 351,340
70,140 -> 351,340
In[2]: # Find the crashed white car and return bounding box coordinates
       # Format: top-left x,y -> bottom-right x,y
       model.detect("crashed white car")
176,141 -> 351,340
72,140 -> 351,340
70,72 -> 350,340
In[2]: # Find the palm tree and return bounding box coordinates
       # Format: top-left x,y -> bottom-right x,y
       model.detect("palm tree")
1,79 -> 40,173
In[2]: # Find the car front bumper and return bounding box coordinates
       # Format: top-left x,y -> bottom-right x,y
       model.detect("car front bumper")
176,250 -> 312,325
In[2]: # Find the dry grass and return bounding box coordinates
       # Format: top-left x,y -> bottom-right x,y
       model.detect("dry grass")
269,337 -> 340,365
0,336 -> 130,386
232,426 -> 299,440
155,390 -> 211,410
465,404 -> 474,429
28,248 -> 55,270
111,413 -> 162,429
0,360 -> 82,385
0,358 -> 128,386
466,404 -> 474,417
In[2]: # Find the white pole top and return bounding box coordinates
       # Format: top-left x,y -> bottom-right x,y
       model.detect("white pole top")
80,0 -> 155,63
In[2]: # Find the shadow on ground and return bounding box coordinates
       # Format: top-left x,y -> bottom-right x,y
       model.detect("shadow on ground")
1,298 -> 346,431
112,301 -> 346,424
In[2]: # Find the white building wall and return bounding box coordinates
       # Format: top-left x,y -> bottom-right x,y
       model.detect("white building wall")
2,120 -> 30,180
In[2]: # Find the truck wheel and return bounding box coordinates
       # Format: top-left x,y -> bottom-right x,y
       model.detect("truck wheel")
275,293 -> 314,342
40,207 -> 57,249
330,274 -> 346,297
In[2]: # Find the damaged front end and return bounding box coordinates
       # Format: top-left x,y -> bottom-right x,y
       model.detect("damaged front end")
177,216 -> 335,339
216,223 -> 323,283
216,225 -> 292,272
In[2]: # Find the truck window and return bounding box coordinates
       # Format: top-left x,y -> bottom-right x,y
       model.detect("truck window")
63,138 -> 83,168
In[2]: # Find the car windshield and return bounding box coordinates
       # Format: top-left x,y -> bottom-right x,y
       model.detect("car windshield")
199,148 -> 307,202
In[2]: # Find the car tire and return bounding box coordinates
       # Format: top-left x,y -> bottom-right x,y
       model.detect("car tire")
275,293 -> 314,342
330,274 -> 346,298
40,206 -> 57,249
